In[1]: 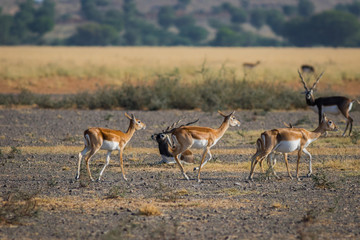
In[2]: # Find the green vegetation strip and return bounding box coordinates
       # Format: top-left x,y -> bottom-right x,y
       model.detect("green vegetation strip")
0,78 -> 309,111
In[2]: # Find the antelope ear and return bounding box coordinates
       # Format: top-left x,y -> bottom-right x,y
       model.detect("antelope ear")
131,114 -> 135,120
124,112 -> 132,120
322,113 -> 327,122
218,110 -> 226,117
218,110 -> 235,117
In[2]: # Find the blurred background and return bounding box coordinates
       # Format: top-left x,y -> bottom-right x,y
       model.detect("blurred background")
1,0 -> 360,47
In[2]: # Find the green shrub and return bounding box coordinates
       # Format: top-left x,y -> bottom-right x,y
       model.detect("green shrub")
1,70 -> 355,111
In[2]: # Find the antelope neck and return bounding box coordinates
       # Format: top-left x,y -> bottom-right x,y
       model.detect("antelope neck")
125,121 -> 136,138
306,94 -> 316,106
309,124 -> 326,139
215,118 -> 230,138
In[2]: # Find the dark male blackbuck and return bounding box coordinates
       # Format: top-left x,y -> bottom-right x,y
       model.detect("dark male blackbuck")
298,70 -> 359,136
151,119 -> 199,165
301,64 -> 315,74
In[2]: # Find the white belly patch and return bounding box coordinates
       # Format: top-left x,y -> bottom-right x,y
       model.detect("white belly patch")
274,140 -> 301,153
311,105 -> 340,115
192,139 -> 208,148
101,140 -> 120,151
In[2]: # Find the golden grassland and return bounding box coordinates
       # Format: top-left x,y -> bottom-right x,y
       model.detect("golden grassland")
1,47 -> 360,94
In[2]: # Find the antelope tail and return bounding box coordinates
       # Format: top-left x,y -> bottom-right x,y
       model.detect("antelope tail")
84,134 -> 91,147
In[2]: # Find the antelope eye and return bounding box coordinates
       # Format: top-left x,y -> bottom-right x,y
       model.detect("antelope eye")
137,121 -> 140,124
160,134 -> 164,138
328,121 -> 332,124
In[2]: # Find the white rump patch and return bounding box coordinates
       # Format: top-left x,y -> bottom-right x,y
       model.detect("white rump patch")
274,139 -> 301,153
84,134 -> 90,147
101,140 -> 120,151
349,102 -> 354,112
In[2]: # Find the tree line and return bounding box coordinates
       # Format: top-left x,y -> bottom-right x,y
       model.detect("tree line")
1,0 -> 360,47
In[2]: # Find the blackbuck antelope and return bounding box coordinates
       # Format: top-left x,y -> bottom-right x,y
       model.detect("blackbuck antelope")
76,113 -> 146,182
301,64 -> 315,74
165,111 -> 241,182
249,114 -> 338,181
243,60 -> 260,69
257,122 -> 294,178
151,119 -> 199,164
299,70 -> 359,136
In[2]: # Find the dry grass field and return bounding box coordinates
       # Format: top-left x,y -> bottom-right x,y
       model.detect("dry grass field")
1,47 -> 360,95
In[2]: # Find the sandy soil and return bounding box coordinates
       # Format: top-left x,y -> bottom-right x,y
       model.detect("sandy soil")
0,109 -> 359,239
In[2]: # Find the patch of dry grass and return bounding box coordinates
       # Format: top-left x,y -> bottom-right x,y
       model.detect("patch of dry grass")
259,159 -> 360,175
271,202 -> 284,209
317,159 -> 360,171
138,204 -> 162,216
35,195 -> 251,214
216,188 -> 259,196
0,191 -> 39,225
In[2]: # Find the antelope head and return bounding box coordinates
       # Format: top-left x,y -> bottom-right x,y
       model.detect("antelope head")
298,70 -> 324,100
125,113 -> 146,130
218,110 -> 241,127
321,114 -> 338,132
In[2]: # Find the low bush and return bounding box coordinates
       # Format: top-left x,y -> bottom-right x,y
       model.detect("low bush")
0,72 -> 353,111
0,190 -> 39,225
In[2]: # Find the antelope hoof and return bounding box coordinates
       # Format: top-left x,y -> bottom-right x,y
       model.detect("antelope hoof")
123,176 -> 128,182
183,173 -> 190,181
96,178 -> 101,182
289,175 -> 293,180
75,175 -> 79,180
307,172 -> 312,177
193,167 -> 199,172
90,177 -> 95,182
297,177 -> 301,181
197,178 -> 202,183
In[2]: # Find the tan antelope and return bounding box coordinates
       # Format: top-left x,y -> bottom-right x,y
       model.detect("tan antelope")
76,113 -> 146,182
243,60 -> 261,69
256,122 -> 295,179
249,114 -> 337,181
299,70 -> 359,136
165,111 -> 241,182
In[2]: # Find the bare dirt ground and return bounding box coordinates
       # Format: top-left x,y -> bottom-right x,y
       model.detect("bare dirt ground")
0,109 -> 359,239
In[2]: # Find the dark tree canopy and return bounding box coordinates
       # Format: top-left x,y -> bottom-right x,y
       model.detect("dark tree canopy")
157,6 -> 176,29
1,0 -> 360,47
298,0 -> 315,17
68,23 -> 119,45
283,10 -> 360,47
